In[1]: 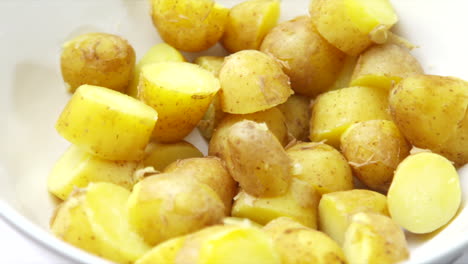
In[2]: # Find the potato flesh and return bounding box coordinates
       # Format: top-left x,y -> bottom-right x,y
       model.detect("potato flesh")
56,85 -> 158,161
277,95 -> 311,141
135,236 -> 186,264
328,55 -> 358,91
142,141 -> 203,171
387,152 -> 461,234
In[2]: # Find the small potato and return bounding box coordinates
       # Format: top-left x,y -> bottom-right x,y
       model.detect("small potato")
277,95 -> 311,141
60,33 -> 135,93
329,56 -> 358,91
56,85 -> 158,161
150,0 -> 229,52
260,16 -> 345,97
222,0 -> 280,53
194,56 -> 225,77
340,120 -> 411,192
135,236 -> 186,264
222,217 -> 263,228
319,189 -> 389,245
142,141 -> 203,171
219,50 -> 293,114
287,142 -> 353,195
139,62 -> 220,142
387,152 -> 461,234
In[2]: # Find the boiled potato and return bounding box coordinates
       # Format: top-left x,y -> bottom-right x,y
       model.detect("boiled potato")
127,174 -> 225,245
310,86 -> 391,148
150,0 -> 229,52
141,141 -> 203,171
309,0 -> 398,55
222,0 -> 280,53
319,189 -> 389,245
340,120 -> 411,192
138,62 -> 220,142
222,217 -> 263,228
48,145 -> 137,200
389,74 -> 468,166
329,56 -> 358,91
260,16 -> 345,97
264,217 -> 347,264
387,152 -> 461,234
194,56 -> 225,77
135,235 -> 186,264
219,50 -> 293,114
277,95 -> 311,141
344,212 -> 409,264
60,33 -> 135,93
350,43 -> 424,90
232,178 -> 320,228
56,85 -> 158,161
51,183 -> 150,264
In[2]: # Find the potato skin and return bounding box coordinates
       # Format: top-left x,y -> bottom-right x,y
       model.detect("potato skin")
142,141 -> 203,171
277,95 -> 311,141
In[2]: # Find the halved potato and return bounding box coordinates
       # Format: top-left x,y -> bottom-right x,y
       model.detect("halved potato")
135,235 -> 186,264
142,141 -> 203,171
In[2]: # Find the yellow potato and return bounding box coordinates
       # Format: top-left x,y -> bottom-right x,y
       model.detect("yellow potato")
138,62 -> 220,142
310,0 -> 398,55
219,50 -> 293,114
51,183 -> 150,264
329,56 -> 358,91
277,95 -> 311,141
150,0 -> 229,52
340,120 -> 411,192
60,33 -> 135,93
48,145 -> 137,200
194,56 -> 225,77
135,236 -> 186,264
387,152 -> 461,234
222,217 -> 263,228
222,0 -> 280,53
141,141 -> 203,171
319,189 -> 389,245
56,85 -> 158,161
287,142 -> 353,195
260,16 -> 345,97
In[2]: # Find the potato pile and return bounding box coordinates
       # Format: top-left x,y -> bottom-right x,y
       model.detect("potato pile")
49,0 -> 468,263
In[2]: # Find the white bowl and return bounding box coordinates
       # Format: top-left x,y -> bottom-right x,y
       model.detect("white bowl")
1,0 -> 467,263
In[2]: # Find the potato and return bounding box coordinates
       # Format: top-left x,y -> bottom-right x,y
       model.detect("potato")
141,141 -> 203,171
389,74 -> 468,166
260,16 -> 345,97
135,236 -> 186,264
194,56 -> 225,77
127,174 -> 225,245
343,212 -> 409,264
150,0 -> 229,52
319,189 -> 389,245
219,50 -> 293,114
60,33 -> 135,93
232,178 -> 320,228
222,0 -> 280,53
340,120 -> 411,192
310,86 -> 391,148
56,85 -> 158,161
51,183 -> 150,263
287,142 -> 353,195
350,43 -> 424,90
329,56 -> 358,91
264,217 -> 347,264
222,217 -> 263,228
127,43 -> 185,98
309,0 -> 398,55
48,145 -> 137,200
277,95 -> 311,141
222,120 -> 292,197
138,62 -> 220,142
387,152 -> 461,234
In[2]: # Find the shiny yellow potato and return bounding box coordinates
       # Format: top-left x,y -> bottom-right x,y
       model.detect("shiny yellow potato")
135,236 -> 186,264
150,0 -> 229,52
329,56 -> 358,91
222,0 -> 280,53
310,0 -> 398,55
319,189 -> 389,245
260,16 -> 345,97
287,142 -> 353,195
344,212 -> 409,264
387,152 -> 461,234
139,62 -> 220,142
340,120 -> 411,192
60,33 -> 135,93
141,141 -> 203,171
222,217 -> 263,228
277,95 -> 311,141
389,75 -> 468,166
310,86 -> 391,148
48,145 -> 137,200
56,85 -> 158,161
219,50 -> 293,114
51,183 -> 150,264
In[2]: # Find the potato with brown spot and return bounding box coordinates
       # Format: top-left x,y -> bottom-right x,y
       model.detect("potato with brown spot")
277,95 -> 311,141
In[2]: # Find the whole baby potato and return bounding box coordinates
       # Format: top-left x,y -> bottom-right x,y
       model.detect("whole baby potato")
61,33 -> 135,93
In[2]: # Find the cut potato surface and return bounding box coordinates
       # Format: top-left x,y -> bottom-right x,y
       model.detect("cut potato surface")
142,141 -> 203,171
135,235 -> 186,264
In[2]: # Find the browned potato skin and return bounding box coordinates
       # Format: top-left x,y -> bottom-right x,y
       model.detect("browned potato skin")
277,95 -> 311,141
260,16 -> 345,97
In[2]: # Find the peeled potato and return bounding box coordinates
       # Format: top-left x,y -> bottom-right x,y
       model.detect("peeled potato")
141,141 -> 203,171
277,95 -> 311,141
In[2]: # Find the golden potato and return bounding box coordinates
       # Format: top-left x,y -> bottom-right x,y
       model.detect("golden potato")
60,33 -> 135,93
135,236 -> 186,264
219,50 -> 293,114
150,0 -> 228,52
387,152 -> 461,234
194,56 -> 225,77
56,85 -> 158,161
138,62 -> 220,142
222,217 -> 263,228
260,16 -> 345,97
222,0 -> 280,53
328,56 -> 358,91
141,141 -> 203,171
277,95 -> 311,141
